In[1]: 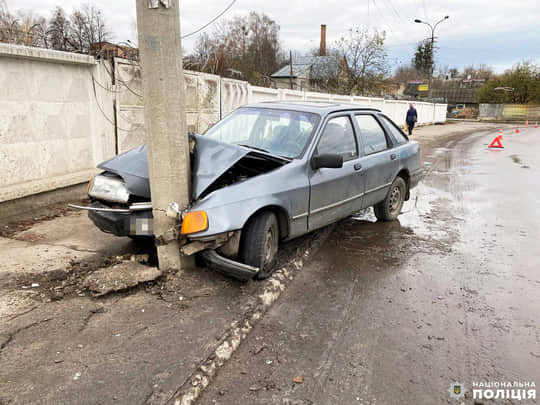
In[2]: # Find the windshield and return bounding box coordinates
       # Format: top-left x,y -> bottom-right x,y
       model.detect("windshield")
204,107 -> 320,158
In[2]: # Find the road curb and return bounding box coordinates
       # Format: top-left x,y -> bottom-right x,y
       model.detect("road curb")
150,226 -> 333,405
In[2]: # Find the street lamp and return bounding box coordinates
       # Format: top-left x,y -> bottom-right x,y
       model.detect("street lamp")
414,15 -> 449,100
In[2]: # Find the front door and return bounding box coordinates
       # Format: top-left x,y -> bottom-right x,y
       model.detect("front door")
308,115 -> 365,231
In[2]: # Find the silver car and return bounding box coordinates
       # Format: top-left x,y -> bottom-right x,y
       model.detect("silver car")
71,102 -> 422,280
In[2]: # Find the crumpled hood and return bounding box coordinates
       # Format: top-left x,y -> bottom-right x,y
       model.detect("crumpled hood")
191,134 -> 250,200
98,135 -> 250,201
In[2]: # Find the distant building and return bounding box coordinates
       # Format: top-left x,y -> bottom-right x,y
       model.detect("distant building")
93,41 -> 139,61
271,24 -> 348,92
404,79 -> 485,105
403,78 -> 487,117
271,55 -> 347,91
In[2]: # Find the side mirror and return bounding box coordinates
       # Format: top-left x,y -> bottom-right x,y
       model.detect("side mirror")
311,154 -> 343,170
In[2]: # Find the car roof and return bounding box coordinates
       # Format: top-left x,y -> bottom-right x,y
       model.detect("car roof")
243,101 -> 381,115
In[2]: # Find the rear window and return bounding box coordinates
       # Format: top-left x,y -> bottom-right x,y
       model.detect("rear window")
354,114 -> 389,155
379,115 -> 408,145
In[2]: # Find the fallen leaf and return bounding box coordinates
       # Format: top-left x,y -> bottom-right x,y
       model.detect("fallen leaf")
293,376 -> 304,384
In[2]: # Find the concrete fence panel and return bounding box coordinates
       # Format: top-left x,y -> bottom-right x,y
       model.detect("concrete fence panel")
304,91 -> 332,102
220,78 -> 249,117
114,58 -> 145,152
279,89 -> 304,102
248,86 -> 279,104
0,44 -> 114,203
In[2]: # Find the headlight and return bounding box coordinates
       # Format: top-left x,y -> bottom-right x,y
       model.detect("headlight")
88,174 -> 130,203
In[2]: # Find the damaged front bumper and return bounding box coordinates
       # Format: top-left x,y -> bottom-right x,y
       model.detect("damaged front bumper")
200,249 -> 259,282
70,202 -> 259,280
69,201 -> 153,236
187,231 -> 261,281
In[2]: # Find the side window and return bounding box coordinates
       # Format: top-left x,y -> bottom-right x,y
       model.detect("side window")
379,115 -> 408,145
316,116 -> 357,162
354,114 -> 389,155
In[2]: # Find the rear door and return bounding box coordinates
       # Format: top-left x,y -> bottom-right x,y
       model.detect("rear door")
353,113 -> 399,208
308,114 -> 365,231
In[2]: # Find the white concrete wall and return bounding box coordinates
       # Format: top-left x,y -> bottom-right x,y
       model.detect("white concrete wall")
0,45 -> 447,203
0,44 -> 114,203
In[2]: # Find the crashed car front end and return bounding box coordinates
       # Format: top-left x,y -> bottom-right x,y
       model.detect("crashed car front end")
68,138 -> 295,280
71,106 -> 320,280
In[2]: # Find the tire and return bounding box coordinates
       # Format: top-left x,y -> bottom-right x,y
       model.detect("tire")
374,176 -> 406,221
240,211 -> 279,280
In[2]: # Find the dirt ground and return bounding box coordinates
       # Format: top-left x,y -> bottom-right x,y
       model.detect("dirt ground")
2,121 -> 537,404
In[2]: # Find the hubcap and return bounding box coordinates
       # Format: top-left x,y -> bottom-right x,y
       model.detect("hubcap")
389,186 -> 402,215
263,227 -> 278,265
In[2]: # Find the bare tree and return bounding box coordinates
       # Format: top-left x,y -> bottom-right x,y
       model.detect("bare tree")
189,12 -> 282,85
69,10 -> 88,52
47,7 -> 70,51
0,2 -> 109,55
462,64 -> 493,80
393,64 -> 419,84
0,6 -> 47,47
17,12 -> 47,47
0,0 -> 11,42
69,4 -> 109,55
337,28 -> 388,95
191,32 -> 215,71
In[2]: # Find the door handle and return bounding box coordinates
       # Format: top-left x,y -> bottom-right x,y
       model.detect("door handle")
390,154 -> 397,160
354,163 -> 362,171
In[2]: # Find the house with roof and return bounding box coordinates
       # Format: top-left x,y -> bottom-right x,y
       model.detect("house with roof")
270,25 -> 347,92
271,55 -> 346,92
93,41 -> 139,61
403,78 -> 486,116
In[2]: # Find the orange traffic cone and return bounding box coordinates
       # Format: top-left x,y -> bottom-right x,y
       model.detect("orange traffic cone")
499,129 -> 503,137
535,122 -> 538,128
489,135 -> 504,149
526,121 -> 529,127
516,126 -> 520,133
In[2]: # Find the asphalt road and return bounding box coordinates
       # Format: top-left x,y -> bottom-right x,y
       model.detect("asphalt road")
1,123 -> 538,404
199,125 -> 540,404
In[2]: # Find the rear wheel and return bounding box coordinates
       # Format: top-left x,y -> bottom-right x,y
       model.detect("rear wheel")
374,177 -> 406,221
240,212 -> 279,280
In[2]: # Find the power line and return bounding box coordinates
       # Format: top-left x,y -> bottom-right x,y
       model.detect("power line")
91,72 -> 124,94
98,58 -> 143,98
381,0 -> 406,24
181,0 -> 237,39
91,77 -> 140,132
371,0 -> 395,36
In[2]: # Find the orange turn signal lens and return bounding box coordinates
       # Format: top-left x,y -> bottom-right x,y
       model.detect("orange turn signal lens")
181,211 -> 208,234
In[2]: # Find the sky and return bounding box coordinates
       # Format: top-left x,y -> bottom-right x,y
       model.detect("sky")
7,0 -> 540,74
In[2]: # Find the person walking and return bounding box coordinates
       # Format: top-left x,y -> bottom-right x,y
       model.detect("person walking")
406,103 -> 418,136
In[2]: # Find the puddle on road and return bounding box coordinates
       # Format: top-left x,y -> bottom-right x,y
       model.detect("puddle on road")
330,183 -> 461,272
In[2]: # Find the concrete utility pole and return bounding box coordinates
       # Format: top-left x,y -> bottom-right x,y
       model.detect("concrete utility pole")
135,0 -> 191,271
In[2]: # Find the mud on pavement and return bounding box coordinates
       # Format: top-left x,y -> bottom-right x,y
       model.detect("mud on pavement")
2,122 -> 522,404
0,204 -> 333,404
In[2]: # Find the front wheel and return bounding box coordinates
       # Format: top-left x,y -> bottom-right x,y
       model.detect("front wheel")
374,177 -> 406,221
240,212 -> 279,280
